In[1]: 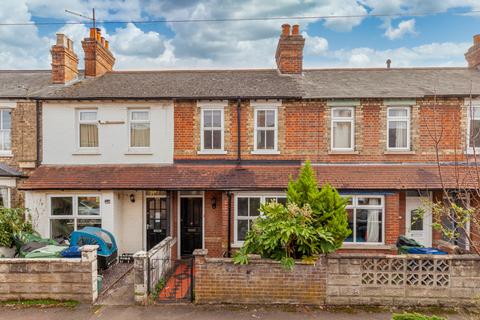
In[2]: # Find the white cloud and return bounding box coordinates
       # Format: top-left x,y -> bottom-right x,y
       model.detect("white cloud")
303,32 -> 329,55
308,41 -> 471,68
109,23 -> 166,58
384,19 -> 416,40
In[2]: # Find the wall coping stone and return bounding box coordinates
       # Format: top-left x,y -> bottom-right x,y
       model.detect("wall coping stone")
327,253 -> 480,260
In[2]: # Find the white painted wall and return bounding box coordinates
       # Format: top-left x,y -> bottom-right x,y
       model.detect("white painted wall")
24,190 -> 144,254
42,101 -> 174,164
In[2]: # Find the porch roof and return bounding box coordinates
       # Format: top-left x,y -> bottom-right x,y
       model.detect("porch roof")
19,163 -> 480,191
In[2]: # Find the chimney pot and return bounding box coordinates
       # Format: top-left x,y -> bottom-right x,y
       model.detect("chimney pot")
281,24 -> 291,36
89,27 -> 96,39
105,40 -> 109,49
292,24 -> 300,35
56,34 -> 66,46
101,37 -> 105,46
474,34 -> 480,45
96,28 -> 101,42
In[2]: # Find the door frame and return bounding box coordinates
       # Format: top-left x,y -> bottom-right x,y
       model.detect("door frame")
177,191 -> 205,258
405,192 -> 432,247
144,192 -> 168,251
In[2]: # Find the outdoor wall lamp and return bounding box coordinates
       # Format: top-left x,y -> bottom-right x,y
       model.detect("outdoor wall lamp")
211,197 -> 217,209
130,194 -> 135,203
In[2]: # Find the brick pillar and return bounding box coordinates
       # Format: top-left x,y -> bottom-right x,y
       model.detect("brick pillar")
80,245 -> 99,303
133,250 -> 148,305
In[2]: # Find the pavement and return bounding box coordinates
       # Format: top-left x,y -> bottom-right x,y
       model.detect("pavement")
0,304 -> 477,320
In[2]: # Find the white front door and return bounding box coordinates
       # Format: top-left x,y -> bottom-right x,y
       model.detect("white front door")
405,196 -> 432,247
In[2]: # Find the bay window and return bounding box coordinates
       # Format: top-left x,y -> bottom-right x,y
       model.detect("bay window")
344,195 -> 384,244
49,195 -> 101,239
235,194 -> 286,243
331,107 -> 354,151
387,107 -> 410,150
78,109 -> 98,148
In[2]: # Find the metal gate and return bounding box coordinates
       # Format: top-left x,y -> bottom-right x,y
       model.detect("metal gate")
149,257 -> 194,303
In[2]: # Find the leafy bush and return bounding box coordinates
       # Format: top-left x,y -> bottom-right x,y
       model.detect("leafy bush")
233,161 -> 351,268
0,208 -> 33,248
392,313 -> 446,320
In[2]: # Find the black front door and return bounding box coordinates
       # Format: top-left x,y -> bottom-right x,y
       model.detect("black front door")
180,197 -> 203,256
146,197 -> 168,250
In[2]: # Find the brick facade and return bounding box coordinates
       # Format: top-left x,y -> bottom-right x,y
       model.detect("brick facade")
174,97 -> 469,163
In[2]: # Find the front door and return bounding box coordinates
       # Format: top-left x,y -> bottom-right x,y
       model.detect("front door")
180,197 -> 203,256
405,196 -> 432,247
146,197 -> 168,250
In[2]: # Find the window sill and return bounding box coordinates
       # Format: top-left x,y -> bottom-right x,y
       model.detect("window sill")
341,243 -> 395,250
125,149 -> 153,155
0,151 -> 13,158
384,150 -> 415,155
197,150 -> 228,155
231,243 -> 243,249
328,150 -> 358,155
251,150 -> 281,155
72,149 -> 101,155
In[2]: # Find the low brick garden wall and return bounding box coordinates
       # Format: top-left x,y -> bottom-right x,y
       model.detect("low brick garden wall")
193,250 -> 480,307
0,245 -> 98,303
193,249 -> 327,305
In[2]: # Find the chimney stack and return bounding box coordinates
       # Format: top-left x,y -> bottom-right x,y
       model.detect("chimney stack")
275,24 -> 305,74
465,34 -> 480,69
82,28 -> 115,77
51,34 -> 79,84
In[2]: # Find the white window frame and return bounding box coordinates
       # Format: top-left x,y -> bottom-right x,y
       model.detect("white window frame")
48,194 -> 102,238
343,195 -> 385,245
0,108 -> 12,155
387,106 -> 411,151
199,106 -> 225,154
253,106 -> 279,154
467,104 -> 480,154
233,193 -> 286,245
331,107 -> 355,151
128,109 -> 151,149
77,109 -> 99,150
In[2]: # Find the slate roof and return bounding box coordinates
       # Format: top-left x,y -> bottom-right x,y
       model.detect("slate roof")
0,70 -> 51,98
0,163 -> 24,177
34,67 -> 480,100
2,67 -> 480,100
19,164 -> 480,190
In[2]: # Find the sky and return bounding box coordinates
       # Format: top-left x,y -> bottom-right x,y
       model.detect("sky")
1,0 -> 480,70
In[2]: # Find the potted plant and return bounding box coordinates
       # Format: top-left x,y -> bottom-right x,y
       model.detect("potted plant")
0,208 -> 33,258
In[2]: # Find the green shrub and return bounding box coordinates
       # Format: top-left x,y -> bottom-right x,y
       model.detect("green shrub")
233,161 -> 351,269
0,208 -> 33,248
392,313 -> 446,320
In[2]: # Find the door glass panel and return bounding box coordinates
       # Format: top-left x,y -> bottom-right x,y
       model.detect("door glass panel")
410,209 -> 424,231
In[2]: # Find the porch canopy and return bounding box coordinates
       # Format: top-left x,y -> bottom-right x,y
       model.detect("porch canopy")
19,163 -> 480,191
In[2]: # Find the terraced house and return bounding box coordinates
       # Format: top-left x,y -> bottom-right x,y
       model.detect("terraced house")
8,24 -> 480,257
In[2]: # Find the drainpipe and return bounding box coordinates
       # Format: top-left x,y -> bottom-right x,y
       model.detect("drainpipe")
227,191 -> 232,257
236,98 -> 241,164
35,100 -> 41,167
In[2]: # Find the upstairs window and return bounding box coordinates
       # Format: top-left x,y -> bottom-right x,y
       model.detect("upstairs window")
78,110 -> 98,148
254,108 -> 277,152
0,109 -> 12,152
201,108 -> 224,152
129,110 -> 150,148
387,107 -> 410,150
468,106 -> 480,153
331,107 -> 354,151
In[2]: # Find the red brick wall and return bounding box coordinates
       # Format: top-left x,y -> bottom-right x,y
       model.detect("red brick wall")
194,252 -> 326,305
174,97 -> 468,163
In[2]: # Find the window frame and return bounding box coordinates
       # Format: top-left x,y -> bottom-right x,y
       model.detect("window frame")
331,107 -> 355,151
233,193 -> 286,245
467,104 -> 480,154
48,194 -> 102,238
253,106 -> 279,154
0,108 -> 12,154
199,106 -> 225,154
343,195 -> 385,245
128,109 -> 151,149
386,106 -> 411,151
77,109 -> 99,150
